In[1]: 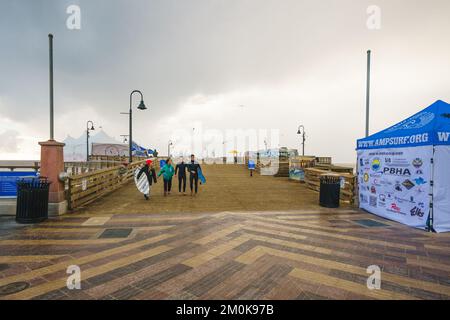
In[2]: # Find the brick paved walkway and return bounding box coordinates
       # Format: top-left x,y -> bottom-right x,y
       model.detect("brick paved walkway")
0,165 -> 449,300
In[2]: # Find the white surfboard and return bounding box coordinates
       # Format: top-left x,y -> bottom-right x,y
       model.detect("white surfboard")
134,167 -> 150,195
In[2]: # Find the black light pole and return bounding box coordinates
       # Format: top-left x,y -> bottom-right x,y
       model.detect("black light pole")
120,135 -> 129,143
126,90 -> 146,164
365,50 -> 371,137
86,121 -> 95,162
297,125 -> 306,156
49,34 -> 54,140
168,140 -> 173,157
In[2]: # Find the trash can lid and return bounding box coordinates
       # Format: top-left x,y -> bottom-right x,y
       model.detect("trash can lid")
320,173 -> 341,183
320,173 -> 340,177
17,177 -> 51,187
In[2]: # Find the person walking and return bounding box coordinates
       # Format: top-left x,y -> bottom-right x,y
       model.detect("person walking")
187,154 -> 201,196
158,158 -> 175,196
175,158 -> 187,195
136,159 -> 157,200
248,159 -> 256,177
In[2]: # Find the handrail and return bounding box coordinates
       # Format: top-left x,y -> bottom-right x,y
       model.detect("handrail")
67,160 -> 146,210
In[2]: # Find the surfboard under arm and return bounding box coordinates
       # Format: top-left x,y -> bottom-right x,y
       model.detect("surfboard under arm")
134,168 -> 150,194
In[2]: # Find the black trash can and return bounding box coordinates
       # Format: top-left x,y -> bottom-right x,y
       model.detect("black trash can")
16,178 -> 51,224
319,174 -> 340,208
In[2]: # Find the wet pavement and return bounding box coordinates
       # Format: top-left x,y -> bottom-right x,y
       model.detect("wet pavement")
0,165 -> 449,300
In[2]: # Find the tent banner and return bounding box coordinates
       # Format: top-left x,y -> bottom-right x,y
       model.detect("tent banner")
357,146 -> 432,230
92,143 -> 129,156
433,146 -> 450,232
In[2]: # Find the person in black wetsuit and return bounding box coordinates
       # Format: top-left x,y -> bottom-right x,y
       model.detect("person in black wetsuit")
137,159 -> 157,200
187,154 -> 201,196
175,159 -> 187,195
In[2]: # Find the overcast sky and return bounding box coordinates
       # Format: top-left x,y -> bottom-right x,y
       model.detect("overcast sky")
1,0 -> 449,162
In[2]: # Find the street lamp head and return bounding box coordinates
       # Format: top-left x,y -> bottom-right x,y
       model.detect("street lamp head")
137,100 -> 147,110
297,130 -> 301,135
90,124 -> 95,131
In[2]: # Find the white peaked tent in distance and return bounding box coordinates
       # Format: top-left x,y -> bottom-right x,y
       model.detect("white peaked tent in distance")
356,100 -> 450,233
63,130 -> 122,161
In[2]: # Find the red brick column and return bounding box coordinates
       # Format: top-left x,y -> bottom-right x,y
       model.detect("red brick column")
39,140 -> 65,203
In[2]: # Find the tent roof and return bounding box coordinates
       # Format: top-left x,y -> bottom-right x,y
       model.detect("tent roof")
357,100 -> 450,150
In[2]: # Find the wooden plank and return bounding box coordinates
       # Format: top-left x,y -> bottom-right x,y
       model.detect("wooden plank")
304,168 -> 356,204
67,160 -> 146,209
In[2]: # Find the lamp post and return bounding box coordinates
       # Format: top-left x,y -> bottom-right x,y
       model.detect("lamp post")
365,50 -> 371,137
297,125 -> 306,156
86,121 -> 95,162
120,135 -> 129,143
48,34 -> 55,140
122,90 -> 147,164
168,140 -> 173,157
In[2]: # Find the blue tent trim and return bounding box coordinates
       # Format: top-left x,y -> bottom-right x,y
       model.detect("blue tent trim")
131,141 -> 153,156
357,100 -> 450,150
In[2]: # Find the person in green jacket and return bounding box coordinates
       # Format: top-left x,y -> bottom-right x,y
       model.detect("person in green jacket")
158,158 -> 175,196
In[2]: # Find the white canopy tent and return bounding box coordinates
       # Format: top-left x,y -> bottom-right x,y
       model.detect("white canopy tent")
356,100 -> 450,232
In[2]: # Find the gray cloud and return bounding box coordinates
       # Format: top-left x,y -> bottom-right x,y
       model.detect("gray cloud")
0,130 -> 21,153
1,0 -> 450,162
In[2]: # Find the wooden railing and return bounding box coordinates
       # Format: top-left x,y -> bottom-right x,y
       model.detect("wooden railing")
89,155 -> 147,162
304,168 -> 357,205
65,156 -> 147,176
67,160 -> 146,210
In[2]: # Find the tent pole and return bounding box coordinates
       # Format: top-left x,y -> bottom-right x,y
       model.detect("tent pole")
429,148 -> 435,232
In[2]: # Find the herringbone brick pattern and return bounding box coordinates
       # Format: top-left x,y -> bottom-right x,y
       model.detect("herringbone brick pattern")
0,165 -> 449,300
0,209 -> 449,300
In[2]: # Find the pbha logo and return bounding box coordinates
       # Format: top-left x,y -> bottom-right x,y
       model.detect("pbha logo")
383,167 -> 411,176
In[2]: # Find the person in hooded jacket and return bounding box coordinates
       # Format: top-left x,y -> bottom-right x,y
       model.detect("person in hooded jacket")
137,159 -> 157,200
158,158 -> 175,196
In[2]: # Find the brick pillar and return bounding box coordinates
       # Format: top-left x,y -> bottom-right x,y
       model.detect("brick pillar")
39,140 -> 65,203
